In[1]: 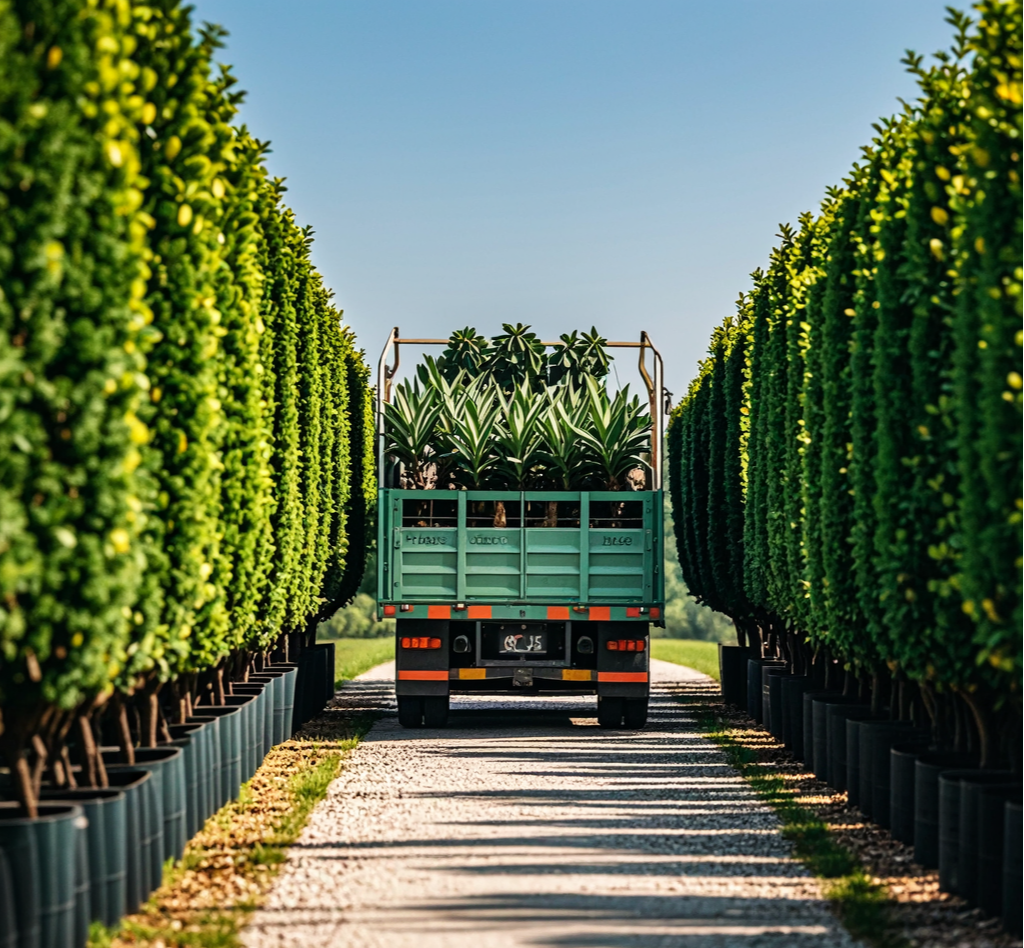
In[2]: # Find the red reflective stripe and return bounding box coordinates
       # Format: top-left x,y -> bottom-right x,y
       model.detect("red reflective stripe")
427,605 -> 451,619
467,605 -> 491,619
598,671 -> 648,683
588,606 -> 611,621
650,607 -> 661,620
547,606 -> 570,620
397,670 -> 448,680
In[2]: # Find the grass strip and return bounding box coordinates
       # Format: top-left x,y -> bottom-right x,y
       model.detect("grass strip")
326,635 -> 395,686
650,638 -> 720,679
89,712 -> 375,948
697,703 -> 903,948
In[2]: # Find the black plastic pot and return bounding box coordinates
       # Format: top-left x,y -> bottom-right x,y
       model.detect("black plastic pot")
0,802 -> 83,948
103,769 -> 153,915
1004,799 -> 1022,936
913,752 -> 976,869
826,704 -> 874,792
185,714 -> 220,821
780,676 -> 810,757
193,704 -> 242,806
72,813 -> 88,948
939,769 -> 1014,896
247,674 -> 281,757
802,690 -> 840,777
131,747 -> 186,865
747,659 -> 784,724
103,753 -> 165,895
811,696 -> 858,785
225,693 -> 259,784
232,684 -> 270,773
856,719 -> 918,823
0,844 -> 16,948
718,645 -> 752,708
39,788 -> 126,928
267,664 -> 297,744
870,722 -> 929,827
958,776 -> 1019,908
169,723 -> 204,839
763,667 -> 789,738
890,743 -> 928,845
977,786 -> 1022,918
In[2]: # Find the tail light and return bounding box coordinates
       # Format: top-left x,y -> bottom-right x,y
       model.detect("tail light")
401,637 -> 442,649
607,639 -> 646,652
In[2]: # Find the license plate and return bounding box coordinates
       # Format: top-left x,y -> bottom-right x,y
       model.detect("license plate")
499,632 -> 547,655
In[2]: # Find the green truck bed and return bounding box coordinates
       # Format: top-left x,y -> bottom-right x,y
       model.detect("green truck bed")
377,488 -> 664,623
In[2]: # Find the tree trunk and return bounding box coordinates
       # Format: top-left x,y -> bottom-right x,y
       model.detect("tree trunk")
543,501 -> 558,528
140,682 -> 160,749
76,712 -> 108,788
957,687 -> 993,768
493,500 -> 507,528
112,695 -> 135,765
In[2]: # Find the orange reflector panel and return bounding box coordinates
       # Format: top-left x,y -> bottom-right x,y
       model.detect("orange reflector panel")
650,607 -> 661,620
467,605 -> 492,619
597,671 -> 648,683
398,670 -> 448,681
562,669 -> 593,681
626,607 -> 641,618
588,606 -> 611,621
458,668 -> 487,680
383,605 -> 396,617
427,605 -> 451,619
547,606 -> 570,620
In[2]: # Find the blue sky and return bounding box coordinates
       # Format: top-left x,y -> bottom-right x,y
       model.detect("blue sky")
192,0 -> 957,396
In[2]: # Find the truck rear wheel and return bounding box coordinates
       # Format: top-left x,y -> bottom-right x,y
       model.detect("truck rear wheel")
597,696 -> 624,729
623,697 -> 648,729
423,695 -> 450,728
397,695 -> 424,728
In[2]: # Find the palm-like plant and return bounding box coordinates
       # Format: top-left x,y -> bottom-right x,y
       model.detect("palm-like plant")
494,382 -> 547,489
383,328 -> 652,496
570,377 -> 652,490
446,380 -> 503,489
439,327 -> 490,381
484,323 -> 547,393
547,327 -> 610,389
384,380 -> 443,488
537,385 -> 594,490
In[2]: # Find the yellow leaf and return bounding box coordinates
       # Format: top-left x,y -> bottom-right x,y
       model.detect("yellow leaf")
929,238 -> 944,260
930,206 -> 949,226
109,528 -> 131,554
177,203 -> 193,227
164,135 -> 182,160
46,46 -> 62,69
178,432 -> 188,454
142,102 -> 156,125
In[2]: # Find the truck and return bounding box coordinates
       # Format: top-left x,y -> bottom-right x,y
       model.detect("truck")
375,327 -> 666,729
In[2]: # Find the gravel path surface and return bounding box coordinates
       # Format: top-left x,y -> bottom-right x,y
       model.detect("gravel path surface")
243,659 -> 858,948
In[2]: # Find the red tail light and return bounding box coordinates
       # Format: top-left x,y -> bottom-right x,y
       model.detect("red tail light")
607,639 -> 646,652
383,605 -> 396,617
401,637 -> 442,649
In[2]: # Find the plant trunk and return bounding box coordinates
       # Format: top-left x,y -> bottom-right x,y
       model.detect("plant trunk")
140,681 -> 160,749
543,501 -> 558,528
956,687 -> 993,768
76,712 -> 108,788
493,500 -> 507,528
30,735 -> 48,802
112,694 -> 135,765
733,619 -> 747,650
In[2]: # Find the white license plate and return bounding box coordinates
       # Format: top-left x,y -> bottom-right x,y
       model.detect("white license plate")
499,632 -> 547,655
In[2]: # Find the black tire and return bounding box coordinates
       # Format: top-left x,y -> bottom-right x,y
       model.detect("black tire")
397,695 -> 424,728
423,695 -> 450,728
597,696 -> 624,729
623,697 -> 649,729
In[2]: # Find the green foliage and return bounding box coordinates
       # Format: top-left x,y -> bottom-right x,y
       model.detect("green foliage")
383,329 -> 652,491
0,0 -> 150,710
0,0 -> 372,753
667,3 -> 1022,706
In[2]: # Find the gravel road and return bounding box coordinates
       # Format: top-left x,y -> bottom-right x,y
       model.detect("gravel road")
243,659 -> 858,948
